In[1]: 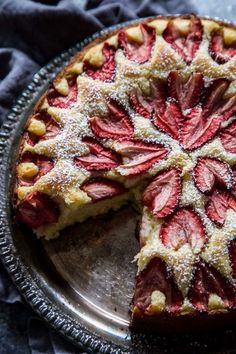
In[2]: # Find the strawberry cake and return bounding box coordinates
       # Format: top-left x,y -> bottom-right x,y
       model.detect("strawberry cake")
13,15 -> 236,330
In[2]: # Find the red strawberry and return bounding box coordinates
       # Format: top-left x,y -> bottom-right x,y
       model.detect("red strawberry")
38,112 -> 61,141
118,23 -> 155,64
74,137 -> 120,170
129,79 -> 166,118
129,79 -> 182,139
181,106 -> 221,150
206,189 -> 236,225
48,76 -> 78,108
228,238 -> 236,278
194,157 -> 233,193
84,43 -> 116,82
220,120 -> 236,153
181,78 -> 236,150
24,133 -> 36,146
160,207 -> 206,253
90,99 -> 134,140
133,257 -> 183,313
115,139 -> 169,176
130,73 -> 236,149
163,15 -> 203,64
202,79 -> 236,120
188,260 -> 235,311
26,112 -> 61,146
81,178 -> 126,202
19,152 -> 54,186
143,167 -> 181,218
209,29 -> 236,64
17,192 -> 59,229
168,71 -> 204,111
154,100 -> 183,140
129,86 -> 152,118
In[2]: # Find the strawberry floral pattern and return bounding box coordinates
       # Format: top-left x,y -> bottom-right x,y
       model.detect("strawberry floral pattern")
130,71 -> 236,150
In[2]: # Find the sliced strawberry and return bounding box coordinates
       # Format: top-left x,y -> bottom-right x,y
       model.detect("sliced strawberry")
81,178 -> 126,202
74,137 -> 120,170
202,79 -> 236,119
26,112 -> 61,146
129,79 -> 166,118
163,15 -> 203,64
130,73 -> 236,149
209,29 -> 236,64
153,100 -> 183,140
133,257 -> 183,313
118,23 -> 155,64
19,152 -> 54,186
116,139 -> 169,176
90,99 -> 134,140
84,43 -> 116,82
42,120 -> 60,141
181,106 -> 220,150
47,76 -> 78,108
143,167 -> 181,218
17,192 -> 59,229
160,207 -> 206,254
181,78 -> 236,150
206,189 -> 236,225
129,79 -> 182,140
220,120 -> 236,153
188,260 -> 235,311
24,132 -> 36,146
194,157 -> 233,193
229,238 -> 236,278
129,86 -> 153,119
168,71 -> 204,111
39,112 -> 61,141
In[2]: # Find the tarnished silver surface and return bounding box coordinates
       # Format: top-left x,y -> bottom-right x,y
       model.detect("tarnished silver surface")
1,16 -> 236,354
43,207 -> 139,344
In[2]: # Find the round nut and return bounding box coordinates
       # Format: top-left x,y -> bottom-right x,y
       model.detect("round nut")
18,162 -> 39,178
28,118 -> 46,136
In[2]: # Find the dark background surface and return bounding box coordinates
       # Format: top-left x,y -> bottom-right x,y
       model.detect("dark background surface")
1,0 -> 236,353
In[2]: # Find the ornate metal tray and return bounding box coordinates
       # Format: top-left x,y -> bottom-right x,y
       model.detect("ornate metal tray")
1,17 -> 236,354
